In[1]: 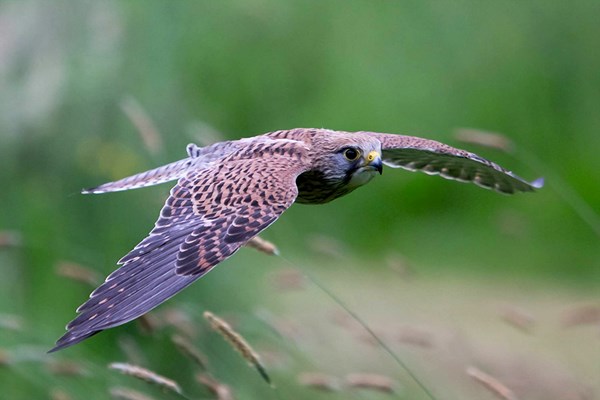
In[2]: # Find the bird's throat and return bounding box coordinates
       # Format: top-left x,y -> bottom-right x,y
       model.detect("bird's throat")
347,168 -> 378,189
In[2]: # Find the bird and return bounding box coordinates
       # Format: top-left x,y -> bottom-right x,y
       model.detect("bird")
50,128 -> 543,352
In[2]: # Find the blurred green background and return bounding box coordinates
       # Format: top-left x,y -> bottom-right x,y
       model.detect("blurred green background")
0,1 -> 598,399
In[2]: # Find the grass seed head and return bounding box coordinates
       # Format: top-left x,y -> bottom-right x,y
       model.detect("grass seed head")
0,231 -> 21,248
55,261 -> 100,287
384,252 -> 413,278
466,366 -> 518,400
109,387 -> 156,400
46,360 -> 87,376
203,311 -> 271,385
561,304 -> 600,328
196,373 -> 235,400
49,388 -> 71,400
499,306 -> 536,333
136,313 -> 160,336
120,96 -> 163,155
298,372 -> 340,391
270,268 -> 305,291
0,348 -> 10,366
245,236 -> 279,255
171,334 -> 208,370
397,326 -> 434,348
454,128 -> 514,153
117,335 -> 148,366
345,373 -> 395,393
160,308 -> 198,338
0,313 -> 23,331
306,234 -> 347,259
108,362 -> 182,395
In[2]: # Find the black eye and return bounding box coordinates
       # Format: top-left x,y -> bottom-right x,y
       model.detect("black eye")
343,148 -> 360,161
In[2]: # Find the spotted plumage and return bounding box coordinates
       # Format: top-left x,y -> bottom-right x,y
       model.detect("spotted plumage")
50,128 -> 542,352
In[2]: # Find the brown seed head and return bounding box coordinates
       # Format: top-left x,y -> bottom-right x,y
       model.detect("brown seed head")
196,374 -> 235,400
109,386 -> 156,400
171,334 -> 208,370
345,373 -> 395,393
108,362 -> 182,395
203,311 -> 271,385
245,236 -> 279,256
466,366 -> 518,400
55,261 -> 100,287
298,372 -> 340,391
454,128 -> 514,153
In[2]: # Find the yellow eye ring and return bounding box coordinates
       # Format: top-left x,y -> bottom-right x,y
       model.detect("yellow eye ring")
343,148 -> 360,161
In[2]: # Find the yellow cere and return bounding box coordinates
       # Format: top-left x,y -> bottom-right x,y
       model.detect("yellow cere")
367,151 -> 380,163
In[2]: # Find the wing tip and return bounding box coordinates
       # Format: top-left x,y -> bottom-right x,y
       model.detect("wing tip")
48,329 -> 99,353
531,177 -> 545,189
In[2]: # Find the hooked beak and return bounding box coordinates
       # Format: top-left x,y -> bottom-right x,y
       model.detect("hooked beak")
366,150 -> 383,175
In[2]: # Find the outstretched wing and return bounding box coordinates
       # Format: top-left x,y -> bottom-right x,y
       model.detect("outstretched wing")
361,132 -> 543,194
51,140 -> 310,352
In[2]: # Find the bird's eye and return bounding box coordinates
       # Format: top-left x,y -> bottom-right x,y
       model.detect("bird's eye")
343,148 -> 360,161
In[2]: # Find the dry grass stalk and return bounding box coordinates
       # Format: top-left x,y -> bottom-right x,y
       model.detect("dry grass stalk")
397,326 -> 434,348
499,306 -> 535,333
46,360 -> 86,376
49,388 -> 71,400
384,252 -> 413,278
120,97 -> 163,155
109,387 -> 156,400
345,373 -> 395,393
108,362 -> 182,395
306,233 -> 347,259
186,120 -> 225,147
254,309 -> 303,341
329,309 -> 356,329
454,128 -> 514,153
560,304 -> 600,328
136,313 -> 160,335
171,334 -> 208,370
0,313 -> 23,331
245,236 -> 279,256
0,348 -> 11,366
196,373 -> 235,400
160,308 -> 198,338
55,261 -> 100,287
255,348 -> 288,369
355,329 -> 386,347
297,372 -> 339,391
466,366 -> 518,400
0,230 -> 21,248
203,311 -> 271,385
117,335 -> 148,366
494,210 -> 529,238
270,268 -> 305,291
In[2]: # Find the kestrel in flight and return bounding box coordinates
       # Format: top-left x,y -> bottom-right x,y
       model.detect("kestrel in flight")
51,128 -> 542,352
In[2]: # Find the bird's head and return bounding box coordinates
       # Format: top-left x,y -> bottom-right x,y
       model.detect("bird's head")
311,131 -> 383,189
